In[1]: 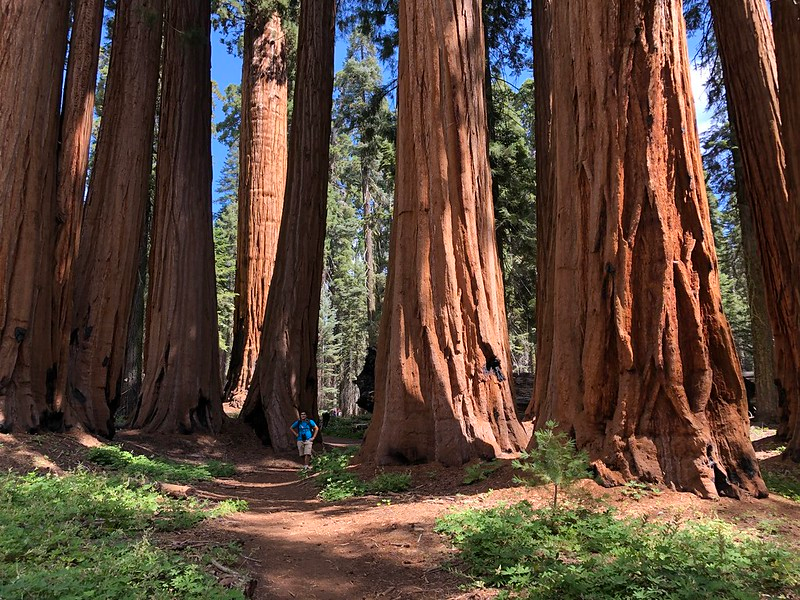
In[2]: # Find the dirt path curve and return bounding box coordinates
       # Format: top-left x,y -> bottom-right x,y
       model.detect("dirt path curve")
115,427 -> 495,600
196,449 -> 474,600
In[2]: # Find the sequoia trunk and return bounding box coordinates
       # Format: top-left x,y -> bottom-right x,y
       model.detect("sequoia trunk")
240,0 -> 336,450
528,0 -> 555,422
52,0 -> 105,415
529,0 -> 765,498
709,0 -> 800,461
133,0 -> 223,433
69,0 -> 162,437
771,0 -> 800,459
225,11 -> 288,407
0,0 -> 69,432
360,0 -> 528,467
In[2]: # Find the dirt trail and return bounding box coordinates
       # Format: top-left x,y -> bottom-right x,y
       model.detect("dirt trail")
2,424 -> 799,600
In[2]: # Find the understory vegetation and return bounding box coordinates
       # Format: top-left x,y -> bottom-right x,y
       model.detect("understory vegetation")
310,447 -> 411,501
321,415 -> 371,440
435,502 -> 799,599
87,445 -> 236,482
0,466 -> 247,599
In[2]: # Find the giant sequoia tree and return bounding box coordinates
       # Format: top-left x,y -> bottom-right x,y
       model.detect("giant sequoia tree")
240,0 -> 336,449
0,1 -> 69,432
771,0 -> 800,459
225,8 -> 289,407
709,0 -> 800,461
52,0 -> 106,415
69,0 -> 163,436
360,0 -> 528,467
133,0 -> 223,433
528,0 -> 765,498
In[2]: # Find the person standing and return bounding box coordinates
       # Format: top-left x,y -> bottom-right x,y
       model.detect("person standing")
290,411 -> 318,468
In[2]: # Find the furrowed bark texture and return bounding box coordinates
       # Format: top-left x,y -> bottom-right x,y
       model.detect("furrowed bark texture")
527,0 -> 554,422
530,0 -> 765,498
0,1 -> 69,432
240,0 -> 336,450
134,0 -> 223,433
710,0 -> 800,461
52,0 -> 105,415
771,0 -> 800,460
68,0 -> 162,437
360,0 -> 528,467
225,11 -> 288,407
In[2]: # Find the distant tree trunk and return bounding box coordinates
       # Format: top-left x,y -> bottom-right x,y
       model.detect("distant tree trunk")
771,0 -> 800,459
52,0 -> 105,416
68,0 -> 162,437
118,199 -> 152,425
527,0 -> 554,422
731,145 -> 779,424
225,11 -> 288,407
530,0 -> 765,498
363,170 -> 377,344
240,0 -> 336,451
360,0 -> 527,467
133,0 -> 222,434
0,0 -> 70,432
709,0 -> 800,461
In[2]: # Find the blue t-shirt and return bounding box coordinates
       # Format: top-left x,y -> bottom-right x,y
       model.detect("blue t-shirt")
292,419 -> 317,441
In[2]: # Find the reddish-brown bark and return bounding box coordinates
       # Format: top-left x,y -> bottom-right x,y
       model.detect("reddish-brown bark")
0,1 -> 70,432
68,0 -> 163,437
529,0 -> 765,498
133,0 -> 223,433
360,0 -> 527,467
710,0 -> 800,462
240,0 -> 336,451
225,11 -> 288,407
527,0 -> 554,423
52,0 -> 105,416
771,0 -> 800,459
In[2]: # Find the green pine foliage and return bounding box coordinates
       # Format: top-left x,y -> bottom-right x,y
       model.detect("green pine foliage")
512,421 -> 589,512
320,32 -> 395,413
213,84 -> 241,364
435,503 -> 799,599
491,78 -> 537,372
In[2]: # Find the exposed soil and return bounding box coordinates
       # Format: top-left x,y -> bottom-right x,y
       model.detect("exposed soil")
1,419 -> 799,600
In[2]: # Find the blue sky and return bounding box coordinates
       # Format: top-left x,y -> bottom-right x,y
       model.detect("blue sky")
209,23 -> 712,206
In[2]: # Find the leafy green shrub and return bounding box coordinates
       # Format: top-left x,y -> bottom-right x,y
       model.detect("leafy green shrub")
312,448 -> 365,501
322,415 -> 371,439
87,445 -> 235,482
620,480 -> 663,500
0,470 -> 247,599
463,461 -> 502,485
512,421 -> 589,511
311,449 -> 410,500
435,502 -> 799,599
367,472 -> 411,494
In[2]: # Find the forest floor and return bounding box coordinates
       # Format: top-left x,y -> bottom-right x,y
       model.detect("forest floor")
1,419 -> 799,599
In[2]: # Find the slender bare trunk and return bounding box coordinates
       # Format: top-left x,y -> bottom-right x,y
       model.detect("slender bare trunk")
0,0 -> 70,432
52,0 -> 105,416
731,145 -> 779,424
68,0 -> 163,437
530,0 -> 765,498
771,0 -> 800,458
362,167 -> 378,344
240,0 -> 336,451
360,0 -> 527,467
225,11 -> 288,407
